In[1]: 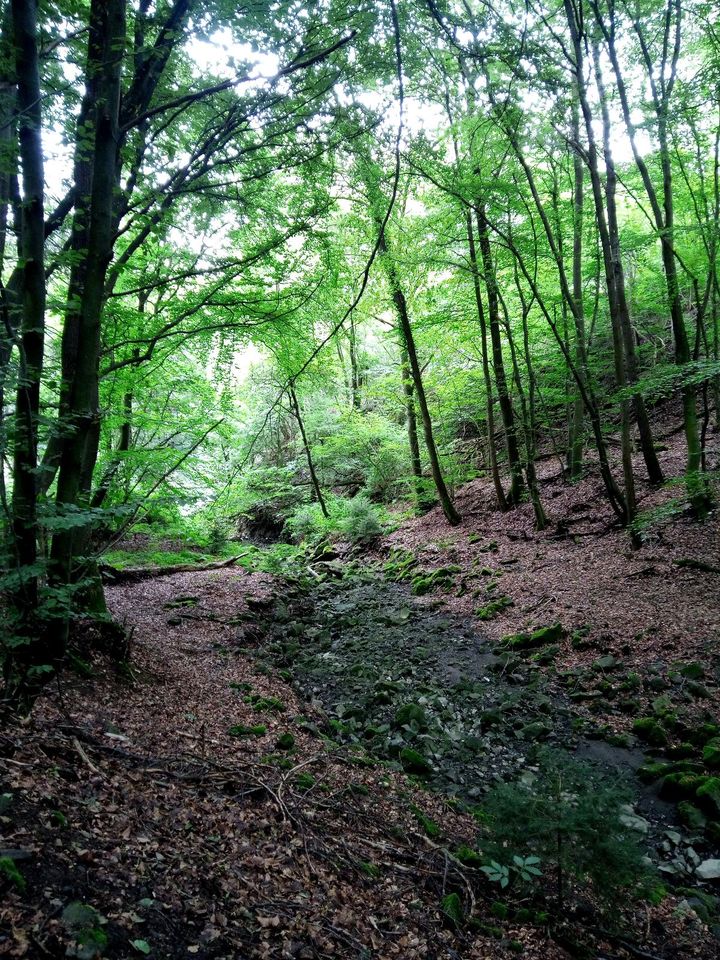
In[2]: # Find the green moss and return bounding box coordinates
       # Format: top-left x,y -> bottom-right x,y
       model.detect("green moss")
295,773 -> 315,791
228,723 -> 266,737
0,856 -> 26,892
411,805 -> 440,837
677,802 -> 706,831
632,717 -> 668,747
475,596 -> 514,620
399,747 -> 433,776
440,892 -> 463,927
454,845 -> 484,867
490,901 -> 509,920
696,777 -> 720,817
276,733 -> 295,750
394,703 -> 428,729
702,738 -> 720,769
247,694 -> 285,712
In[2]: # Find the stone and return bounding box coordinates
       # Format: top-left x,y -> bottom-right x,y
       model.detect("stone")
593,655 -> 619,672
394,703 -> 429,729
619,805 -> 650,834
399,747 -> 433,776
703,738 -> 720,769
633,717 -> 668,747
680,662 -> 705,681
678,802 -> 707,831
697,777 -> 720,817
519,720 -> 552,741
696,860 -> 720,881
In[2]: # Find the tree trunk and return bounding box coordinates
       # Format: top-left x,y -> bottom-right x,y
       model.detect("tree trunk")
475,202 -> 524,505
376,227 -> 460,525
49,0 -> 127,642
567,88 -> 586,480
400,338 -> 423,487
465,210 -> 507,510
289,384 -> 328,518
5,0 -> 47,706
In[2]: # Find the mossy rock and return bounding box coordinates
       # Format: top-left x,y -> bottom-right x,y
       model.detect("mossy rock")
696,777 -> 720,817
399,747 -> 433,776
476,596 -> 514,621
687,681 -> 711,699
531,623 -> 566,644
666,742 -> 696,760
703,739 -> 720,769
531,645 -> 560,665
276,733 -> 295,751
679,662 -> 705,681
411,575 -> 433,596
687,723 -> 720,747
228,723 -> 266,737
479,709 -> 502,730
678,802 -> 707,831
659,773 -> 704,801
394,703 -> 429,730
593,655 -> 620,672
502,623 -> 565,651
640,760 -> 703,784
519,720 -> 552,740
633,717 -> 668,747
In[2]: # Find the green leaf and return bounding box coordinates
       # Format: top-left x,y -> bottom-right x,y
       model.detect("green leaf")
130,940 -> 151,955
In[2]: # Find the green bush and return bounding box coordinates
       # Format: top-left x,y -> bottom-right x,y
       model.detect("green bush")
339,495 -> 382,542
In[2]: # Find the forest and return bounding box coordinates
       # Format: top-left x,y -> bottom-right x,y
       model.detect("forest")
1,0 -> 720,956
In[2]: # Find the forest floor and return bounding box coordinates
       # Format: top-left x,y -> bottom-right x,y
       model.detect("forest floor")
2,425 -> 720,959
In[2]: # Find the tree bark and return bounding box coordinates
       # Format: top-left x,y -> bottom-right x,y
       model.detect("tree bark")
6,0 -> 46,701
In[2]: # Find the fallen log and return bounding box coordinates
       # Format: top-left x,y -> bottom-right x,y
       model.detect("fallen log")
100,554 -> 245,583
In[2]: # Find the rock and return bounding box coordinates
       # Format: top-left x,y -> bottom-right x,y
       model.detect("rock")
687,681 -> 711,699
696,860 -> 720,881
519,721 -> 552,741
619,806 -> 650,834
530,623 -> 565,644
703,739 -> 720,769
680,662 -> 705,681
678,802 -> 707,831
399,747 -> 433,776
633,717 -> 668,747
697,777 -> 720,817
394,703 -> 429,729
660,773 -> 704,802
593,655 -> 619,672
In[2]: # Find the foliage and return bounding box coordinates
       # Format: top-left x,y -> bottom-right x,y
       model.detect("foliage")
478,750 -> 655,905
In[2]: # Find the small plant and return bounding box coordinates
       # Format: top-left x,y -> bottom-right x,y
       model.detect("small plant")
0,856 -> 26,891
478,749 -> 654,908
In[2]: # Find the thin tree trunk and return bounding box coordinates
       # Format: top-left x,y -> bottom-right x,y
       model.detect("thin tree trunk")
475,202 -> 524,505
289,384 -> 328,519
465,210 -> 507,510
400,339 -> 423,485
568,88 -> 586,479
590,39 -> 663,486
376,227 -> 460,525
